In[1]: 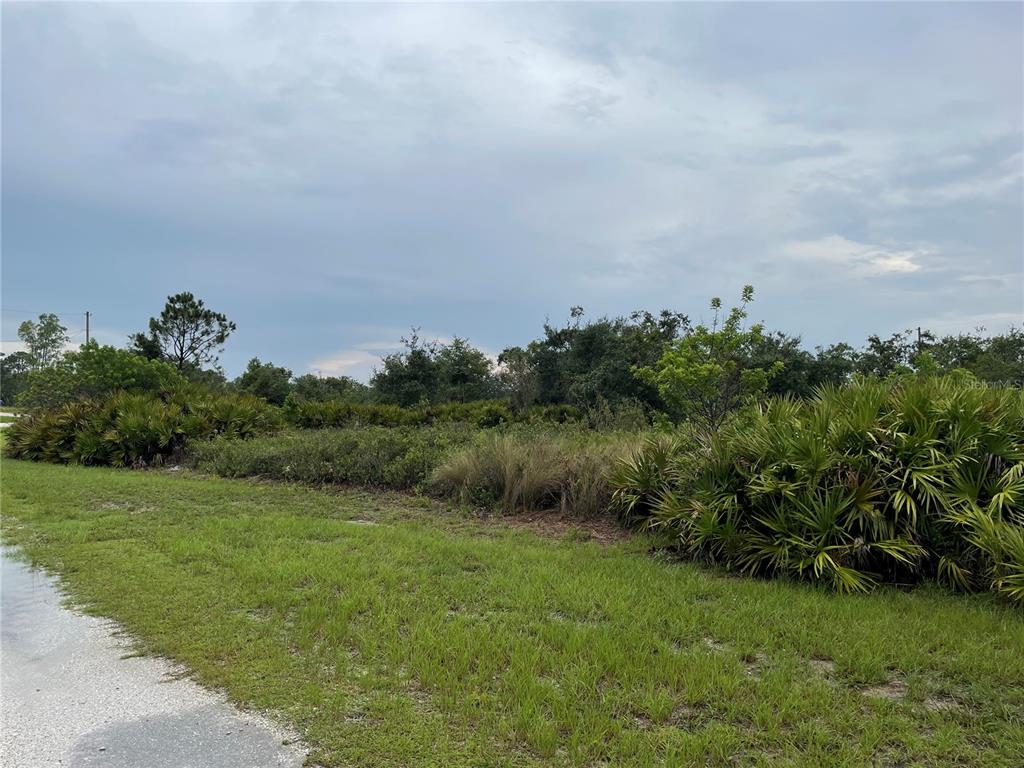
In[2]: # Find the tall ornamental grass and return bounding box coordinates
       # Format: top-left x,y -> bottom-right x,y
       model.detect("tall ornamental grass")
434,429 -> 641,517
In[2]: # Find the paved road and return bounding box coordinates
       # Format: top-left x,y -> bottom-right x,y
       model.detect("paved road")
0,548 -> 307,767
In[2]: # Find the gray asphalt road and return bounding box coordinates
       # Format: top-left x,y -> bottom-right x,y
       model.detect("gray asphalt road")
0,548 -> 307,767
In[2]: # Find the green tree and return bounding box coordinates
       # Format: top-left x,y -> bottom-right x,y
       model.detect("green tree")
636,286 -> 782,432
435,338 -> 497,402
291,374 -> 371,403
17,342 -> 185,408
17,313 -> 69,368
507,308 -> 688,412
748,333 -> 858,398
973,328 -> 1024,384
811,342 -> 859,386
930,328 -> 1023,385
371,332 -> 499,406
131,292 -> 236,372
234,358 -> 293,405
0,351 -> 33,405
496,346 -> 538,411
857,329 -> 935,378
372,330 -> 440,407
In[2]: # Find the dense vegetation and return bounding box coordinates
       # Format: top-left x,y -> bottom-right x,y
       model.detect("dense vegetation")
286,398 -> 581,430
3,290 -> 1021,411
614,376 -> 1024,599
3,390 -> 279,466
183,374 -> 1024,601
4,290 -> 1022,601
189,425 -> 473,490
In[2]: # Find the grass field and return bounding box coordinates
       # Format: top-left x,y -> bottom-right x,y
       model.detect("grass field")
2,458 -> 1022,767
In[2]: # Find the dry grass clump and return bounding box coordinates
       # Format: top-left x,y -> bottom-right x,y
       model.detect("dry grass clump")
433,429 -> 641,517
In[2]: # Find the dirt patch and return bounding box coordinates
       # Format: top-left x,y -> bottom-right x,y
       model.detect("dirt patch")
703,637 -> 726,652
923,696 -> 961,713
632,714 -> 654,730
668,703 -> 704,727
862,678 -> 907,701
808,658 -> 837,675
743,652 -> 767,679
499,509 -> 631,544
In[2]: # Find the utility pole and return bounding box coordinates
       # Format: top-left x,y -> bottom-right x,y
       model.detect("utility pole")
85,311 -> 91,345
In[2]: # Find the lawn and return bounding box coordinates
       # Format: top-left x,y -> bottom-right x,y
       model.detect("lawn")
2,458 -> 1022,767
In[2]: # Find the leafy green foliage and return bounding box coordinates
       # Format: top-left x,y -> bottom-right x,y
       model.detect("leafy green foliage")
372,332 -> 499,406
609,433 -> 694,527
290,373 -> 371,404
287,398 -> 580,430
0,351 -> 33,405
636,286 -> 783,432
233,357 -> 293,405
16,342 -> 186,408
502,308 -> 687,413
17,313 -> 69,368
928,327 -> 1024,384
749,334 -> 857,398
4,389 -> 280,466
188,425 -> 473,490
613,376 -> 1024,599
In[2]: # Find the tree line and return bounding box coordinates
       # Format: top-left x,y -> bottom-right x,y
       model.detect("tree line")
2,290 -> 1021,417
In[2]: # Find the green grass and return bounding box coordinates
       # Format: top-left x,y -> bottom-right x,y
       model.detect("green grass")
0,415 -> 19,423
2,458 -> 1022,767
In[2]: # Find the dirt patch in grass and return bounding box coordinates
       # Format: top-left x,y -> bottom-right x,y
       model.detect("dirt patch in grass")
703,637 -> 727,652
257,472 -> 634,545
493,508 -> 631,544
923,696 -> 961,713
742,652 -> 767,679
808,658 -> 837,676
862,678 -> 907,701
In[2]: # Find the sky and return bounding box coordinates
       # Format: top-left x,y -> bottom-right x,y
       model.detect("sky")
2,2 -> 1022,381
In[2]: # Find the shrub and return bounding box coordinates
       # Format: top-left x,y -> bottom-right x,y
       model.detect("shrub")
188,425 -> 473,490
17,343 -> 186,409
286,399 -> 583,430
4,390 -> 280,467
612,376 -> 1024,599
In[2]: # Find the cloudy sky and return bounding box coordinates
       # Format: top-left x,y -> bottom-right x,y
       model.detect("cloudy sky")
3,2 -> 1021,379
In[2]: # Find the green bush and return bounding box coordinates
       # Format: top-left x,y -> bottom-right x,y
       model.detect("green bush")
4,390 -> 280,467
189,422 -> 634,515
612,376 -> 1024,599
286,398 -> 582,430
17,343 -> 186,409
188,425 -> 474,490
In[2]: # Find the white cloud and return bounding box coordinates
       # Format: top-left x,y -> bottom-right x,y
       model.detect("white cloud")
308,350 -> 381,380
2,3 -> 1021,368
779,235 -> 928,278
917,310 -> 1023,336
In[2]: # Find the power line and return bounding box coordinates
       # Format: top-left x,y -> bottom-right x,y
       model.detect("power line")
0,308 -> 84,315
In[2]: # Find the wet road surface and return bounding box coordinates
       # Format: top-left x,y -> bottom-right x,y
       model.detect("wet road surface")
0,548 -> 307,767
